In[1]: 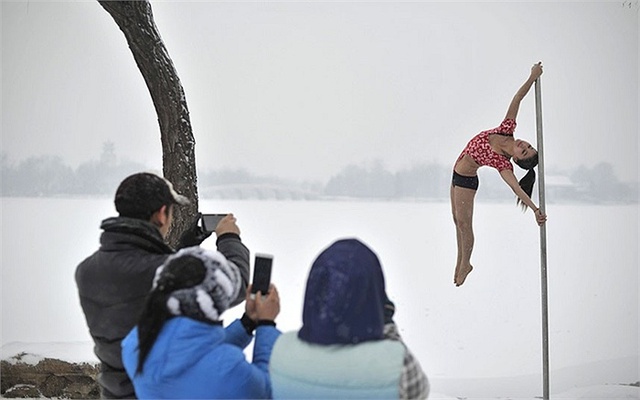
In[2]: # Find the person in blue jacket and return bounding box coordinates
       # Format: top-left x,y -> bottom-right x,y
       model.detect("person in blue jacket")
269,238 -> 429,399
121,246 -> 281,399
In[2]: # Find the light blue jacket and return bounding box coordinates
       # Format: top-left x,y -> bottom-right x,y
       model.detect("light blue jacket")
122,316 -> 280,399
270,331 -> 406,399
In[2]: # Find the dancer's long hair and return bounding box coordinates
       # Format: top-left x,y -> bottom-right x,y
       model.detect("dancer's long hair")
514,153 -> 539,210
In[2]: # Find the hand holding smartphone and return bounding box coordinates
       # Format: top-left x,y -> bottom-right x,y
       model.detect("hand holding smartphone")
201,214 -> 227,233
251,253 -> 273,298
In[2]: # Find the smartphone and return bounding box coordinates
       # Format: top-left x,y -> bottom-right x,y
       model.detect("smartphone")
251,253 -> 273,296
201,214 -> 227,233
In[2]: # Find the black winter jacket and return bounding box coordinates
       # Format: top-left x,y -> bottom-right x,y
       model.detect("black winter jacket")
75,217 -> 250,398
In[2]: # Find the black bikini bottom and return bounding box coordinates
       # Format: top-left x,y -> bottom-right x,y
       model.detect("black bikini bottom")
452,171 -> 479,191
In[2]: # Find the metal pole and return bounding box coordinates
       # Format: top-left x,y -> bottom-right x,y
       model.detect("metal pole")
534,77 -> 550,400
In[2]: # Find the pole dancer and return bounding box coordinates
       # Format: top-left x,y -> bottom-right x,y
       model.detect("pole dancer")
451,62 -> 548,287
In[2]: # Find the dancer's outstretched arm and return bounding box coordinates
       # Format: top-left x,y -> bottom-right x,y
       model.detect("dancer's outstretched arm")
500,169 -> 547,226
505,62 -> 543,121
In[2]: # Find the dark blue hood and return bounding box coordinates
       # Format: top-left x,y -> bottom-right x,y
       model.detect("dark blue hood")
298,239 -> 386,345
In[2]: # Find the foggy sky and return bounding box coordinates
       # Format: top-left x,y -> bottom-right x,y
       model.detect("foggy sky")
2,1 -> 638,183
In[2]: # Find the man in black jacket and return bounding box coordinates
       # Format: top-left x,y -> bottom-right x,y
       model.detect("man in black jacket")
75,172 -> 250,398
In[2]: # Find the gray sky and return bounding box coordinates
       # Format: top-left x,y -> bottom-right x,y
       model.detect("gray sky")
2,1 -> 638,182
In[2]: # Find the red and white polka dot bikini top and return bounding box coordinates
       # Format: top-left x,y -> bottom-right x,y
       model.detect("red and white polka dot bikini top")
457,118 -> 516,172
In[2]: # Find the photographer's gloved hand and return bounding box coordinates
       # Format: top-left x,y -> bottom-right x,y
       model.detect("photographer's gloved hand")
177,213 -> 212,248
383,294 -> 395,325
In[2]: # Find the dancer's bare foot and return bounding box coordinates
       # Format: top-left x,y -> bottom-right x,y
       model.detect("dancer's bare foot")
455,264 -> 473,286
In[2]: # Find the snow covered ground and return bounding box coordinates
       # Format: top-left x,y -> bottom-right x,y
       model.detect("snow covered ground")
2,341 -> 637,399
2,197 -> 638,399
2,342 -> 638,400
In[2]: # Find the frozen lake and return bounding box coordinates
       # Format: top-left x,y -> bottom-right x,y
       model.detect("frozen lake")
1,197 -> 638,398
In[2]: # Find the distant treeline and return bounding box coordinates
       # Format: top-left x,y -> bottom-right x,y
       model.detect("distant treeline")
1,143 -> 147,197
312,159 -> 637,204
1,144 -> 637,204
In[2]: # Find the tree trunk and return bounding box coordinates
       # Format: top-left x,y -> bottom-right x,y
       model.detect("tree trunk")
98,0 -> 198,247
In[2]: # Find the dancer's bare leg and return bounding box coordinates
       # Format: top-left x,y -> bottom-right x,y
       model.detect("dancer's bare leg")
451,185 -> 464,284
452,185 -> 476,286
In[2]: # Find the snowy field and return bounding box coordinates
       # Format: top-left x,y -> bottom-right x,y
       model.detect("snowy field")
1,197 -> 638,399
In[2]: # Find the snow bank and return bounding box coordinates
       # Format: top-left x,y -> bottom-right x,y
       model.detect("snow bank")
1,341 -> 98,365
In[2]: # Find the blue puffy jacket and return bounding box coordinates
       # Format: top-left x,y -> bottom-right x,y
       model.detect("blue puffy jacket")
121,316 -> 280,399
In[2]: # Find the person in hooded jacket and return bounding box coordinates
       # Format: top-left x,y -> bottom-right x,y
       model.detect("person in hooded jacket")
269,238 -> 429,399
75,172 -> 250,398
121,246 -> 281,399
